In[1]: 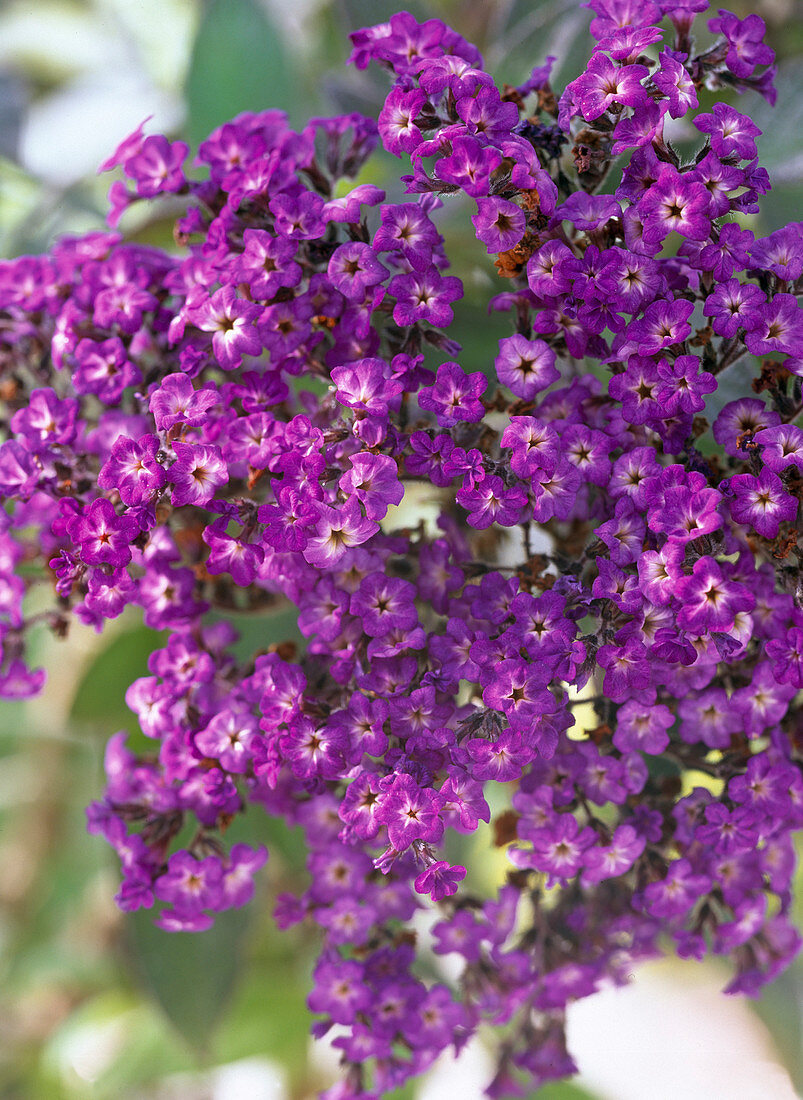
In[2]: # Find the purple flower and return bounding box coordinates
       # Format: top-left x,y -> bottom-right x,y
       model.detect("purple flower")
613,698 -> 673,754
495,335 -> 559,399
435,135 -> 501,198
414,859 -> 466,901
150,374 -> 219,431
323,183 -> 385,225
586,0 -> 662,39
592,558 -> 641,614
744,294 -> 803,358
98,435 -> 166,505
513,813 -> 596,884
632,297 -> 697,354
389,267 -> 463,328
531,461 -> 583,523
377,86 -> 427,155
552,191 -> 621,231
73,337 -> 142,403
713,398 -> 780,456
10,388 -> 78,451
98,114 -> 152,172
676,558 -> 755,634
350,575 -> 417,637
596,640 -> 651,701
466,730 -> 532,781
373,202 -> 441,271
457,474 -> 527,529
456,84 -> 518,140
418,361 -> 486,425
375,773 -> 444,852
220,844 -> 268,909
608,358 -> 662,424
610,100 -> 667,156
234,229 -> 301,299
500,417 -> 559,476
754,424 -> 803,473
703,278 -> 765,337
688,152 -> 746,218
432,908 -> 484,961
259,486 -> 318,552
695,103 -> 761,161
652,50 -> 697,118
608,447 -> 661,510
67,498 -> 140,568
708,9 -> 774,78
308,957 -> 371,1024
573,53 -> 649,120
483,658 -> 551,726
93,283 -> 157,334
527,240 -> 574,298
303,499 -> 379,568
582,824 -> 645,886
339,453 -> 403,519
472,197 -> 525,253
641,859 -> 711,920
282,716 -> 347,779
728,468 -> 798,538
749,226 -> 803,282
689,221 -> 754,281
327,242 -> 388,300
190,286 -> 262,370
155,852 -> 223,916
203,523 -> 264,586
0,659 -> 47,699
639,167 -> 710,248
269,190 -> 327,239
195,709 -> 260,772
331,358 -> 403,415
169,441 -> 228,507
123,135 -> 189,197
656,355 -> 716,416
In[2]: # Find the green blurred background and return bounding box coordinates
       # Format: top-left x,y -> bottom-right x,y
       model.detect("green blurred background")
1,1 -> 802,1097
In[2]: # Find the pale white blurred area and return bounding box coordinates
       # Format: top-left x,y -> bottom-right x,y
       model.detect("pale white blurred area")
567,958 -> 800,1100
0,0 -> 196,184
306,953 -> 800,1100
19,70 -> 180,184
0,0 -> 329,190
417,1039 -> 494,1100
211,1057 -> 287,1100
412,957 -> 802,1100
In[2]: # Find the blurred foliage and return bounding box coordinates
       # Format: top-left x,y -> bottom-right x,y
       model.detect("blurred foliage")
185,0 -> 299,146
70,625 -> 168,738
1,0 -> 802,1097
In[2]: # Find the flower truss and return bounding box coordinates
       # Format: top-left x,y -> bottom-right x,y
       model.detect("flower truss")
0,1 -> 801,1096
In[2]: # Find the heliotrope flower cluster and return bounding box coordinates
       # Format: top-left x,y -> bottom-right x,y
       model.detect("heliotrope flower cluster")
0,2 -> 801,1096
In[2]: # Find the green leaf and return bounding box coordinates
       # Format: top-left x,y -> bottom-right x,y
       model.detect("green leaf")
744,61 -> 803,182
751,963 -> 803,1094
741,60 -> 803,234
696,349 -> 769,455
39,991 -> 195,1100
213,604 -> 305,664
0,155 -> 43,256
213,951 -> 311,1086
185,0 -> 296,148
530,1082 -> 600,1100
484,0 -> 593,90
70,623 -> 167,735
124,903 -> 253,1051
